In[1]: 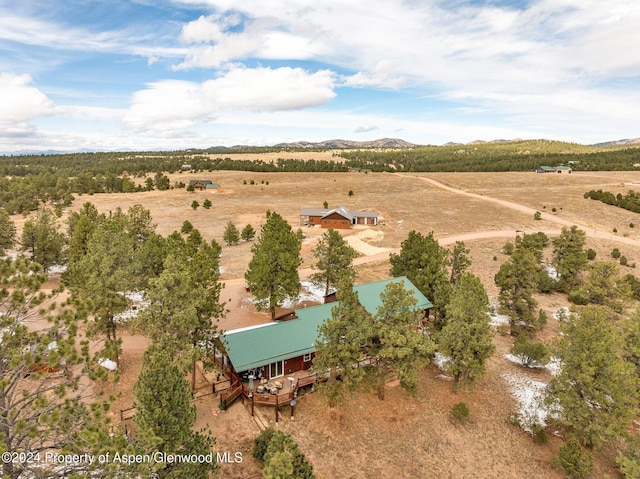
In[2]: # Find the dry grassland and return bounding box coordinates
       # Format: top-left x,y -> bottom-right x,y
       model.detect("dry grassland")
36,169 -> 640,478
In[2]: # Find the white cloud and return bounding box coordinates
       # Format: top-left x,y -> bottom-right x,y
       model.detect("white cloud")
0,73 -> 55,137
171,1 -> 640,120
124,66 -> 336,131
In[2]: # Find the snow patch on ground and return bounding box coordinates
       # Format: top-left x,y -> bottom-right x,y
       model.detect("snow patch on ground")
544,264 -> 559,281
489,302 -> 510,327
48,264 -> 68,274
433,352 -> 451,372
433,352 -> 454,380
245,281 -> 330,310
281,280 -> 331,309
113,291 -> 148,323
546,357 -> 562,376
502,373 -> 557,433
553,307 -> 570,321
98,358 -> 118,371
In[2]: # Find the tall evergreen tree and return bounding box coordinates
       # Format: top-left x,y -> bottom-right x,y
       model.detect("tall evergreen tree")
241,223 -> 256,242
623,306 -> 640,381
449,241 -> 471,285
313,280 -> 371,405
369,281 -> 436,399
0,208 -> 16,255
389,231 -> 450,326
547,307 -> 639,448
494,247 -> 540,335
135,236 -> 225,388
311,228 -> 358,296
438,273 -> 495,386
20,207 -> 65,271
245,211 -> 302,319
552,226 -> 588,291
223,221 -> 240,245
570,261 -> 631,313
67,215 -> 135,369
0,257 -> 132,479
133,347 -> 217,478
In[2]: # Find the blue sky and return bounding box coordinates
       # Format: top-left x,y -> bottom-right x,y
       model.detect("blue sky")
1,0 -> 639,152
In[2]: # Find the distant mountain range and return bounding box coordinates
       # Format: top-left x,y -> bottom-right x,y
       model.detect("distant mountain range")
3,137 -> 640,156
592,138 -> 640,147
271,138 -> 416,149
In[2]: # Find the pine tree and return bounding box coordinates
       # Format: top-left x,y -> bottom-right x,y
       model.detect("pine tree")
66,215 -> 137,369
181,220 -> 194,234
494,247 -> 540,335
570,261 -> 631,313
133,347 -> 216,478
135,236 -> 225,388
552,226 -> 588,291
449,241 -> 471,285
390,230 -> 450,326
0,208 -> 16,255
223,221 -> 240,245
438,273 -> 495,386
622,306 -> 640,381
20,207 -> 65,271
241,223 -> 256,242
313,280 -> 370,405
370,281 -> 436,399
0,257 -> 130,479
245,211 -> 302,319
547,307 -> 639,448
311,228 -> 358,296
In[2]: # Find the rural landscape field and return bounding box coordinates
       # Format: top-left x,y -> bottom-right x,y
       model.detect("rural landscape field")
3,144 -> 640,478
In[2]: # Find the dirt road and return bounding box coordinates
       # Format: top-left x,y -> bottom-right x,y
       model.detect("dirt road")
219,173 -> 640,330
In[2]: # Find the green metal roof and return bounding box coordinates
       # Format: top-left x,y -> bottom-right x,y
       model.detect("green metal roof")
353,276 -> 433,315
222,276 -> 432,373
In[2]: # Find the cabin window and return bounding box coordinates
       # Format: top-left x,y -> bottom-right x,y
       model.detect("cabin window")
270,361 -> 284,378
303,353 -> 312,362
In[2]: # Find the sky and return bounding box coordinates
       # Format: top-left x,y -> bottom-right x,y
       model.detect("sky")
1,0 -> 639,152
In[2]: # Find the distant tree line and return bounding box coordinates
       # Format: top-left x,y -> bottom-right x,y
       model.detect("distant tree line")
339,140 -> 640,172
2,141 -> 639,214
584,189 -> 640,214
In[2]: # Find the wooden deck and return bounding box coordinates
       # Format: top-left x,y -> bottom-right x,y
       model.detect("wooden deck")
218,369 -> 319,412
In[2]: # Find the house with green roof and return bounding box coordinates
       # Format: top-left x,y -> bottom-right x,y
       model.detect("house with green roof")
535,165 -> 572,174
221,276 -> 432,382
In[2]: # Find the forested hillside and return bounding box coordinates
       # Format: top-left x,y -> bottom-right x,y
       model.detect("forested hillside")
338,140 -> 640,172
2,140 -> 639,213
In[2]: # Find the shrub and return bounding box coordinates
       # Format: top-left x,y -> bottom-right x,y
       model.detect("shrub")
501,242 -> 514,255
253,427 -> 276,461
203,198 -> 212,209
533,426 -> 548,445
630,223 -> 635,228
552,207 -> 557,213
613,227 -> 618,233
620,255 -> 628,266
617,434 -> 640,479
191,200 -> 199,210
554,440 -> 594,478
510,336 -> 549,367
348,190 -> 354,197
568,288 -> 590,305
586,248 -> 596,260
611,248 -> 621,259
181,220 -> 194,234
533,211 -> 542,220
451,402 -> 469,421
